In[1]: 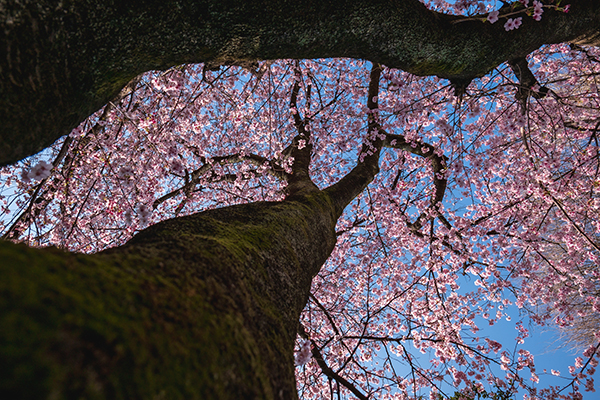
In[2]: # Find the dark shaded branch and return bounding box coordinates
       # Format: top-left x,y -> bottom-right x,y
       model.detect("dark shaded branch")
286,64 -> 319,197
383,133 -> 448,232
557,341 -> 600,395
3,0 -> 600,165
508,57 -> 549,109
548,192 -> 600,253
324,64 -> 383,216
309,293 -> 341,336
298,324 -> 368,400
336,217 -> 367,237
343,335 -> 500,365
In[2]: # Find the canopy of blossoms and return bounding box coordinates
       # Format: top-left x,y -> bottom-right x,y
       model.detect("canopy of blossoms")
1,1 -> 598,399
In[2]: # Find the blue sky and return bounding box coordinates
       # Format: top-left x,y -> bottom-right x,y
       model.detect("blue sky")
1,2 -> 597,397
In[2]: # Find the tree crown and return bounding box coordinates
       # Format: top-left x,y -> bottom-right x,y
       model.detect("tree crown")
2,1 -> 600,399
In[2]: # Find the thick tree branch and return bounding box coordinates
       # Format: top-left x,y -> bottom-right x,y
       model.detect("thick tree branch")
286,65 -> 319,197
508,57 -> 549,108
324,64 -> 384,216
3,0 -> 600,165
2,189 -> 341,399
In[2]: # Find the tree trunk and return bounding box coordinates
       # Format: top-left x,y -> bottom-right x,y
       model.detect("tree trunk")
2,0 -> 600,165
2,1 -> 599,398
0,191 -> 339,399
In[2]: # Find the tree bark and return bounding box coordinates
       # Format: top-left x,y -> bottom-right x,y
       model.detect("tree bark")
0,191 -> 339,399
1,0 -> 600,165
2,1 -> 599,398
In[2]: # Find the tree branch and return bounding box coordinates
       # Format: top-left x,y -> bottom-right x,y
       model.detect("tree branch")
298,324 -> 369,400
383,132 -> 448,232
324,63 -> 383,216
508,57 -> 549,109
286,63 -> 319,197
4,0 -> 600,165
152,153 -> 287,209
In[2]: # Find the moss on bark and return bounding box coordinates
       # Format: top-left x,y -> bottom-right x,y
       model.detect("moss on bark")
2,0 -> 600,165
0,192 -> 338,399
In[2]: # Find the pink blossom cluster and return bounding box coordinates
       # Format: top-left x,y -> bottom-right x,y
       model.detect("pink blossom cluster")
1,41 -> 599,400
21,160 -> 52,182
136,204 -> 152,226
504,17 -> 522,31
294,339 -> 312,366
533,1 -> 544,21
486,1 -> 568,30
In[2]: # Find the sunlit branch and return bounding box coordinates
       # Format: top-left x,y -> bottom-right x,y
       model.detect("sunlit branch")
152,154 -> 286,209
191,154 -> 288,181
382,131 -> 448,233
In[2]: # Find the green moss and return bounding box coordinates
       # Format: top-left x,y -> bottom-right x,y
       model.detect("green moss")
410,60 -> 467,77
92,71 -> 138,102
0,240 -> 276,399
0,193 -> 340,400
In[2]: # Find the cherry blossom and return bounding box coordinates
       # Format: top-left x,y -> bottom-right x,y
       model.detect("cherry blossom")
26,161 -> 52,181
137,204 -> 152,226
533,1 -> 544,21
487,10 -> 499,24
504,17 -> 523,31
295,339 -> 312,366
1,12 -> 600,400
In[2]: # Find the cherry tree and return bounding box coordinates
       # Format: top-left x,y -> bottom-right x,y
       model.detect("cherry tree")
1,1 -> 600,399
